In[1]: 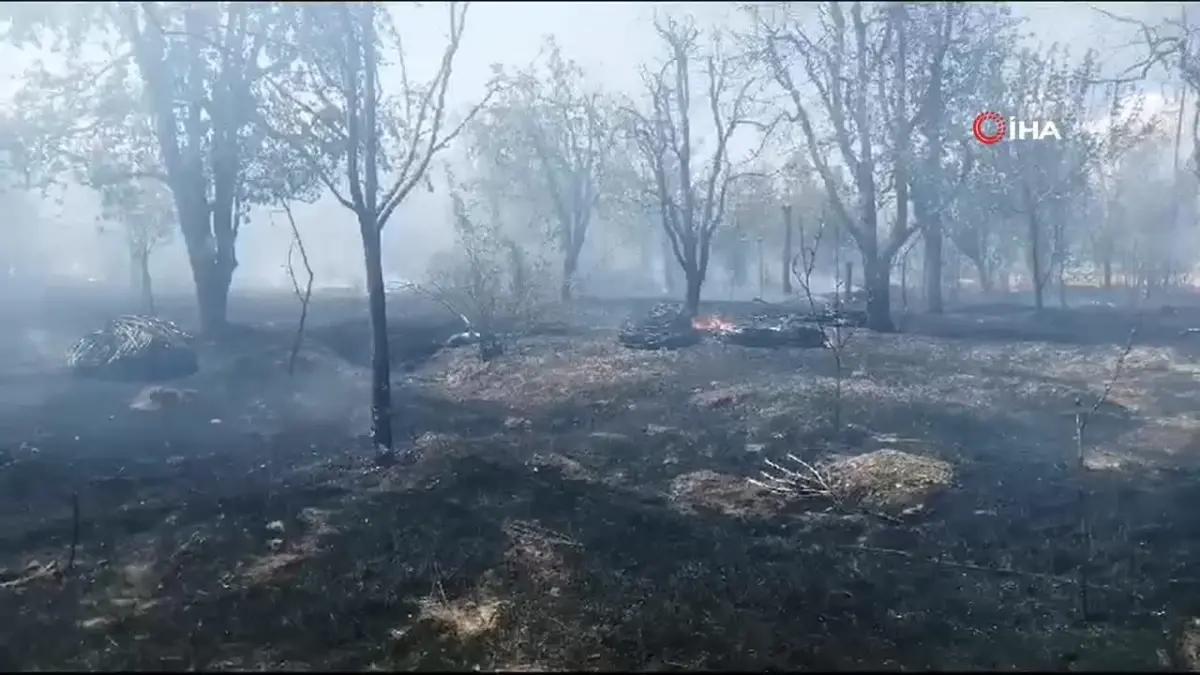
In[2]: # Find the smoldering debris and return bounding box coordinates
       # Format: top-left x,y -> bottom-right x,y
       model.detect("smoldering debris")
618,302 -> 701,350
717,314 -> 829,349
617,302 -> 864,351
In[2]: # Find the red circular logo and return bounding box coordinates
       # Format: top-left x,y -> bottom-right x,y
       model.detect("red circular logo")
972,112 -> 1006,145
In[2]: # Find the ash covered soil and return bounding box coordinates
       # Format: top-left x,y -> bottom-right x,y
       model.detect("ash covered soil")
4,288 -> 1200,670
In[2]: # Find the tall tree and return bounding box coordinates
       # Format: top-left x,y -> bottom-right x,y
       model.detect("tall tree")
1,3 -> 314,334
905,3 -> 1018,313
1097,6 -> 1200,180
626,15 -> 772,315
986,48 -> 1128,310
752,2 -> 924,331
263,2 -> 490,458
469,38 -> 616,302
96,178 -> 175,314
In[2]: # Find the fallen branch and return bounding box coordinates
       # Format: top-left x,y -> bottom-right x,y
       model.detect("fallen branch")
750,452 -> 838,499
279,203 -> 314,376
838,544 -> 1121,591
0,560 -> 59,589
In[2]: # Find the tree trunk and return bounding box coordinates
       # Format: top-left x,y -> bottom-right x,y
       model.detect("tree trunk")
684,268 -> 703,315
359,217 -> 394,455
1102,258 -> 1113,290
193,263 -> 231,336
923,225 -> 944,314
975,256 -> 994,294
864,256 -> 894,332
136,250 -> 156,315
1057,258 -> 1068,309
756,237 -> 765,298
947,245 -> 961,304
1027,212 -> 1044,311
782,205 -> 794,295
560,253 -> 578,303
178,208 -> 234,336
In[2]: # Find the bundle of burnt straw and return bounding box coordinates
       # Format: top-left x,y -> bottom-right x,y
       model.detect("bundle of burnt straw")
66,314 -> 199,381
618,302 -> 701,350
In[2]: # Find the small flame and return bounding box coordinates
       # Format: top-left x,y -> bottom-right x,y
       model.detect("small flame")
692,315 -> 736,334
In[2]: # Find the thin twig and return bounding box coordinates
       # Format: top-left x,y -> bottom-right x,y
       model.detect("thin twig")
279,203 -> 314,376
838,544 -> 1123,591
1071,316 -> 1141,621
787,204 -> 855,433
752,453 -> 839,502
393,280 -> 472,331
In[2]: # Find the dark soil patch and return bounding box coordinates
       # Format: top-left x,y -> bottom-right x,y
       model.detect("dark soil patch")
906,300 -> 1200,353
308,316 -> 467,372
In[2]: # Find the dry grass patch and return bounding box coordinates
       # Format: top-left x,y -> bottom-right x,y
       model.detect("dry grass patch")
827,449 -> 955,514
1177,618 -> 1200,671
240,507 -> 339,586
418,594 -> 504,640
503,520 -> 578,591
432,337 -> 675,405
757,449 -> 955,517
688,384 -> 753,409
670,470 -> 787,520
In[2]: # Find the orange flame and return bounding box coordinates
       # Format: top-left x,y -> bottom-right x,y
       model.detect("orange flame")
692,315 -> 736,334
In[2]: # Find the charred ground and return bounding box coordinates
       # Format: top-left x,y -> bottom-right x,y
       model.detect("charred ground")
3,288 -> 1200,670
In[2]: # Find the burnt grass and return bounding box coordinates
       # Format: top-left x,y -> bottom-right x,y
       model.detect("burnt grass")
4,289 -> 1200,669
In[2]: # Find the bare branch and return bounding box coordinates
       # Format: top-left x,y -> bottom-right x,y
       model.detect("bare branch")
278,202 -> 314,376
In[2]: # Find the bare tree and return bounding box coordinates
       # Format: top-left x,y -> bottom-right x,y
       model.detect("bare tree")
96,178 -> 175,315
753,2 -> 924,331
2,3 -> 313,334
904,3 -> 1017,313
1090,109 -> 1190,297
265,2 -> 494,458
1001,49 -> 1099,310
625,15 -> 773,315
975,47 -> 1149,310
470,38 -> 616,302
422,182 -> 554,361
1095,6 -> 1200,178
276,203 -> 313,376
788,201 -> 853,433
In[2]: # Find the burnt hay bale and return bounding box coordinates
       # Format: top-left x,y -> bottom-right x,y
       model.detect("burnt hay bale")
618,302 -> 701,350
66,315 -> 198,382
721,314 -> 828,349
805,306 -> 868,328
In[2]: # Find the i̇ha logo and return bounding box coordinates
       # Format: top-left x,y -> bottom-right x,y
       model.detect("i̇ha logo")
972,111 -> 1061,145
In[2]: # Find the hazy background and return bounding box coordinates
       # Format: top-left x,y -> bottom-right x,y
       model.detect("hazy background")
0,1 -> 1187,296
